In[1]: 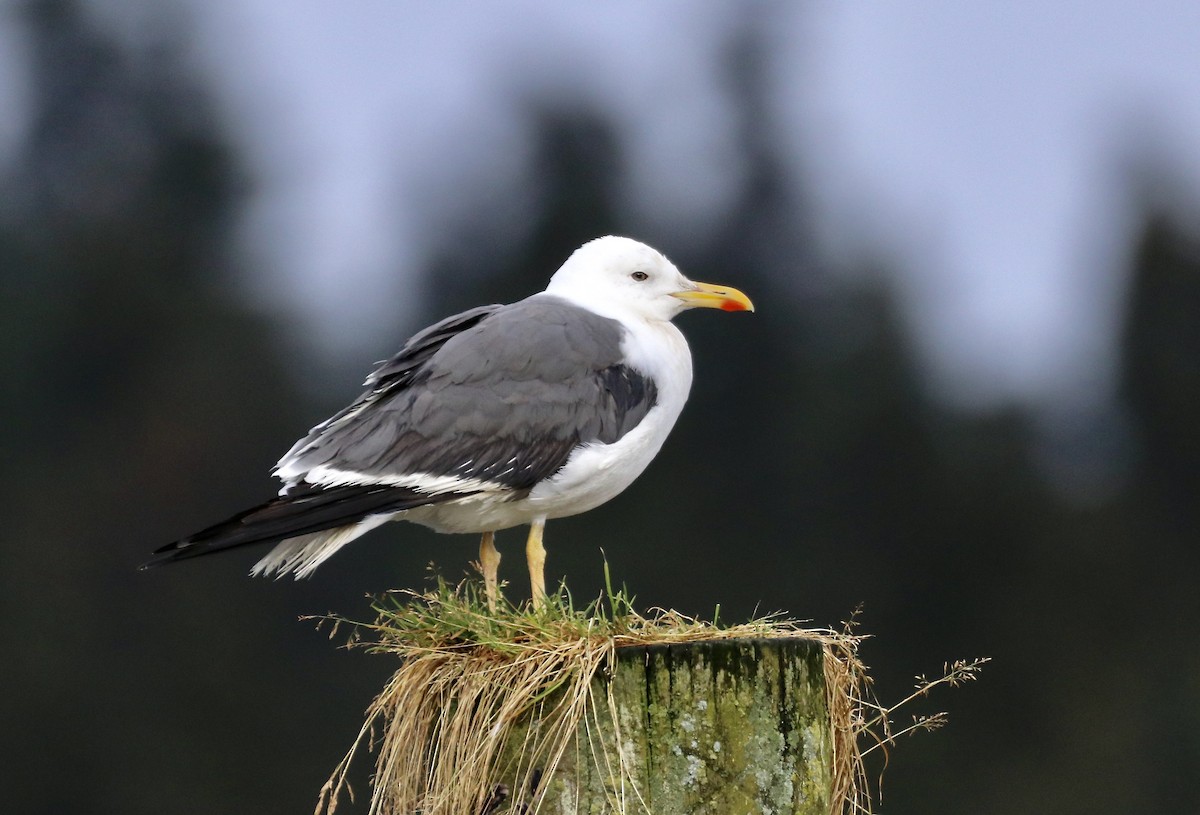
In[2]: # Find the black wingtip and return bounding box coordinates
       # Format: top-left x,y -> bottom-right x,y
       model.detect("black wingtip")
138,539 -> 203,571
138,554 -> 171,571
141,482 -> 464,575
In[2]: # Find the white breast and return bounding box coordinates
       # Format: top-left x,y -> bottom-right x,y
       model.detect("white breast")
524,318 -> 692,517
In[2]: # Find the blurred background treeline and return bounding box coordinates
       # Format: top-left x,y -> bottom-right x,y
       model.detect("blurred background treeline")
2,1 -> 1199,813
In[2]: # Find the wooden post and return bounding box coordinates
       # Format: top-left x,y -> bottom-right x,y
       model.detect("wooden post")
494,637 -> 831,815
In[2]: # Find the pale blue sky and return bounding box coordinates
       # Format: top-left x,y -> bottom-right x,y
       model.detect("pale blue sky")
6,1 -> 1200,408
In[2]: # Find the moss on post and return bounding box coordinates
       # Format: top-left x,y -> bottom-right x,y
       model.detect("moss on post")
494,638 -> 830,815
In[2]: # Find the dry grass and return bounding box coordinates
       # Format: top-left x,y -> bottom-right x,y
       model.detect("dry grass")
822,611 -> 989,815
314,573 -> 985,815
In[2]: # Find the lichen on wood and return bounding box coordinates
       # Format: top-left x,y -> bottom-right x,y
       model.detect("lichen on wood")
496,638 -> 831,815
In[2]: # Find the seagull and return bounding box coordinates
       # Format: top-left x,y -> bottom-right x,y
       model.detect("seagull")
143,236 -> 754,608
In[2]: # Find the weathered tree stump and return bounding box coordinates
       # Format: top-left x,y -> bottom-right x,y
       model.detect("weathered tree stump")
495,637 -> 831,815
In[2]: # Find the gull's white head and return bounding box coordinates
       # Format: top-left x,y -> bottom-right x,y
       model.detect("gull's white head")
544,236 -> 754,322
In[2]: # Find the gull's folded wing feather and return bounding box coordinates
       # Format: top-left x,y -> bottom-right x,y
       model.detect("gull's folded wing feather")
146,296 -> 659,570
276,295 -> 659,492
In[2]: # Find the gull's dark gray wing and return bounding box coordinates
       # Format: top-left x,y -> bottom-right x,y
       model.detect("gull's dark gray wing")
278,295 -> 659,491
144,296 -> 658,568
277,304 -> 505,459
367,304 -> 505,391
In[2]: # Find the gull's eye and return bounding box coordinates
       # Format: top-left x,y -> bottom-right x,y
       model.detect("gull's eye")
630,270 -> 649,282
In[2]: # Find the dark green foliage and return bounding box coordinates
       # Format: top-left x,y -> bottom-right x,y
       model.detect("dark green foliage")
0,3 -> 388,814
1122,213 -> 1200,511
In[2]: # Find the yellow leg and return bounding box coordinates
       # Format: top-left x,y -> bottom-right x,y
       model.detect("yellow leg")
479,531 -> 501,612
525,518 -> 547,610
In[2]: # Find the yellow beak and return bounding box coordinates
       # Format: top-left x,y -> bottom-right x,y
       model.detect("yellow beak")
671,281 -> 755,312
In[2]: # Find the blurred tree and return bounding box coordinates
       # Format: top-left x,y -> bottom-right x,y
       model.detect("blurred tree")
0,2 -> 384,814
1116,206 -> 1200,811
1121,210 -> 1200,521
